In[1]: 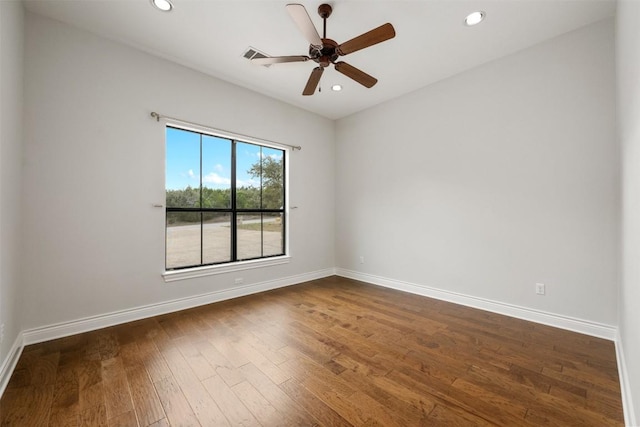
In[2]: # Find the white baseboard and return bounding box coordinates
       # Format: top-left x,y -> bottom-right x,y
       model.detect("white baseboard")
615,330 -> 637,427
22,267 -> 335,346
335,268 -> 617,341
0,333 -> 24,398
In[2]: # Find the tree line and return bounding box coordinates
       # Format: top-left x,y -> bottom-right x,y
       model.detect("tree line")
166,157 -> 283,225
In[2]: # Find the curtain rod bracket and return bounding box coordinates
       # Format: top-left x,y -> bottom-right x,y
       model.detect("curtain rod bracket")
150,112 -> 160,122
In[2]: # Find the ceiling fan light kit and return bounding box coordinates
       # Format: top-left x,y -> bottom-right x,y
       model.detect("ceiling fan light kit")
251,3 -> 396,96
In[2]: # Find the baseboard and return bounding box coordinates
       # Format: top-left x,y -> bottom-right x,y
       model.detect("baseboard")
335,268 -> 617,341
615,330 -> 637,427
0,333 -> 24,398
22,267 -> 335,346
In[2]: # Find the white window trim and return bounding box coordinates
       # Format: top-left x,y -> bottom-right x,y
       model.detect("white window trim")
163,255 -> 291,282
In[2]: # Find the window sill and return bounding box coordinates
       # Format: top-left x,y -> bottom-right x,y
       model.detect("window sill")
162,256 -> 291,283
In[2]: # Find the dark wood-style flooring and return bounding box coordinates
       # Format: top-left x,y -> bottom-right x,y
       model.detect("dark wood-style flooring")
0,276 -> 624,426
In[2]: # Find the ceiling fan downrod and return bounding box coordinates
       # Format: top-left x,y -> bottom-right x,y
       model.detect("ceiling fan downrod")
318,4 -> 332,39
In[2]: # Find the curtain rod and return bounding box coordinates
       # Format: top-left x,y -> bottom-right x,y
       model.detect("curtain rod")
150,112 -> 302,151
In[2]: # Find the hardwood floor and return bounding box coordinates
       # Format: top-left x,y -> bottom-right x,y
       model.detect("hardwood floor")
0,276 -> 624,426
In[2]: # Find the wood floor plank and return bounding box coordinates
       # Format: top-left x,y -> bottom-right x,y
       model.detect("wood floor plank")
10,352 -> 59,389
202,374 -> 261,427
79,402 -> 108,427
0,385 -> 54,426
191,339 -> 246,388
426,403 -> 493,426
207,329 -> 251,369
234,338 -> 291,385
238,362 -> 320,426
137,338 -> 173,384
0,276 -> 624,426
49,365 -> 80,426
153,377 -> 200,427
231,380 -> 288,426
102,373 -> 134,421
339,366 -> 438,425
147,418 -> 170,427
126,364 -> 165,427
160,346 -> 230,426
279,378 -> 353,427
107,410 -> 138,427
280,355 -> 370,425
174,336 -> 217,381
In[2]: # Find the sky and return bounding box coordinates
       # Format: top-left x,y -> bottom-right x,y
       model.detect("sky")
165,127 -> 283,191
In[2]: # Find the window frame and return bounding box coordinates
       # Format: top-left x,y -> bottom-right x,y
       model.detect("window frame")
162,123 -> 290,281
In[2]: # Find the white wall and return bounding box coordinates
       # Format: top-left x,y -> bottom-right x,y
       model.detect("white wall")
617,1 -> 640,423
335,19 -> 618,326
0,0 -> 24,369
21,12 -> 335,330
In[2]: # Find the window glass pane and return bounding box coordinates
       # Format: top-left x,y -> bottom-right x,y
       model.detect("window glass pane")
263,213 -> 284,257
202,135 -> 231,209
203,212 -> 231,264
261,147 -> 284,210
237,213 -> 262,260
166,212 -> 201,269
166,127 -> 201,208
236,142 -> 261,209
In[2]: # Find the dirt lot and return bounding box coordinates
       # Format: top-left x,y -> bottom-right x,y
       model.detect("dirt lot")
166,223 -> 283,269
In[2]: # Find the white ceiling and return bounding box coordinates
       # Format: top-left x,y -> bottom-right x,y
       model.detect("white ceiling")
23,0 -> 615,120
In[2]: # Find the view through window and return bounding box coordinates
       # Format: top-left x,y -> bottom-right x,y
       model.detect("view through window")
165,126 -> 285,270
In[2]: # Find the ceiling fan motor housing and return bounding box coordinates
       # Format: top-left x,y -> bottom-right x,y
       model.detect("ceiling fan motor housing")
310,38 -> 339,67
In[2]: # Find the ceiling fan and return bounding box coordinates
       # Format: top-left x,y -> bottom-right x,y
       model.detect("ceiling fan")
252,3 -> 396,96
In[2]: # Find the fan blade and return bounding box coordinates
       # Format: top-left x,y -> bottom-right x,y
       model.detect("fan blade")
334,62 -> 377,88
337,23 -> 396,56
286,4 -> 323,49
303,67 -> 324,96
251,56 -> 310,65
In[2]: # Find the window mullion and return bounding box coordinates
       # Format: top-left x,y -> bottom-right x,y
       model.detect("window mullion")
260,147 -> 264,257
231,141 -> 237,262
200,134 -> 203,266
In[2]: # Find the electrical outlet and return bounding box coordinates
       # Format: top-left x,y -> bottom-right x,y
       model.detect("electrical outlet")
234,278 -> 244,285
0,323 -> 5,344
535,283 -> 545,295
359,256 -> 365,264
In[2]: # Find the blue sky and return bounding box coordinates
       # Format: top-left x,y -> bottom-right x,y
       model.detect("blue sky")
165,127 -> 283,190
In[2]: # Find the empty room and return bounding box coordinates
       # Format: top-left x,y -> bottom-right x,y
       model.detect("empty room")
1,0 -> 639,425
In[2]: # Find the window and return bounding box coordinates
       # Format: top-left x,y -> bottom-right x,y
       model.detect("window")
165,126 -> 286,270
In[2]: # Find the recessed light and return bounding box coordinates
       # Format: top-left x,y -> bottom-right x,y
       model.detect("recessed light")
331,84 -> 342,92
464,11 -> 485,26
151,0 -> 173,12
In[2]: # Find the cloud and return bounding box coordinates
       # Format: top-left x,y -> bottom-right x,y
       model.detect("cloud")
214,164 -> 225,173
189,169 -> 259,188
203,172 -> 231,185
203,172 -> 257,188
